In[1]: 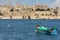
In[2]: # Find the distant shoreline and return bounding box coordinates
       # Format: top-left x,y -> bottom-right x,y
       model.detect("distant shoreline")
0,4 -> 60,19
0,16 -> 60,19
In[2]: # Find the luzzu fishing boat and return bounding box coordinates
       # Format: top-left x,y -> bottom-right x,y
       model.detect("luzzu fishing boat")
35,25 -> 58,35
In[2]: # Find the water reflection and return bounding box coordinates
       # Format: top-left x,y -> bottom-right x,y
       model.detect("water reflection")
35,31 -> 58,40
0,19 -> 59,40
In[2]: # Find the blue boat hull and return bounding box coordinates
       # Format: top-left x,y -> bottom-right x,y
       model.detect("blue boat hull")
35,29 -> 58,35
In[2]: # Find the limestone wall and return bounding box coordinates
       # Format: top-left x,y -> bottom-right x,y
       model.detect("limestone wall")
0,4 -> 60,19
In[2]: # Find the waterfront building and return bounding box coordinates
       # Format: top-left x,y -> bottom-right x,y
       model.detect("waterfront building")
0,4 -> 60,19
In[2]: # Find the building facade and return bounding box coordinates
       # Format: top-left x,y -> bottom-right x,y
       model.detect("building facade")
0,4 -> 60,19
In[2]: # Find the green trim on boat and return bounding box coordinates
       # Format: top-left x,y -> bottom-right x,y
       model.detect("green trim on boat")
37,26 -> 49,31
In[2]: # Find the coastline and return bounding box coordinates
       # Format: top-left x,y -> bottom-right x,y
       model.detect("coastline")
0,16 -> 60,19
0,4 -> 60,19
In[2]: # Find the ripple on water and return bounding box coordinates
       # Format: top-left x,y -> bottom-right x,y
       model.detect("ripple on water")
0,19 -> 59,40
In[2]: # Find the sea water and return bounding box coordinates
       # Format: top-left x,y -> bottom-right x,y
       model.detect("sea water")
0,19 -> 60,40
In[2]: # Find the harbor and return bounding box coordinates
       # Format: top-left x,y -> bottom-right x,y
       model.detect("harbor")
0,4 -> 60,19
0,0 -> 60,40
0,19 -> 59,40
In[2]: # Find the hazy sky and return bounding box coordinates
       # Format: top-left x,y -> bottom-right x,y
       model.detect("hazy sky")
0,0 -> 60,8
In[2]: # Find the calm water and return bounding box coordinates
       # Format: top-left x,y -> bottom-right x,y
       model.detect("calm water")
0,19 -> 60,40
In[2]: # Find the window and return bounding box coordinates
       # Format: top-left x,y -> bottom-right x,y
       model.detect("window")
10,8 -> 13,12
34,14 -> 39,18
16,9 -> 19,11
50,13 -> 52,16
45,14 -> 48,16
32,9 -> 34,11
41,14 -> 44,16
0,10 -> 3,15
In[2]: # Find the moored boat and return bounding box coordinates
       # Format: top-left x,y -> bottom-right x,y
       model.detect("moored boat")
35,24 -> 58,35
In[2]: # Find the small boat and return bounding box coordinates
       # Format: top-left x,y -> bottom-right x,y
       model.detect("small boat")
35,25 -> 58,35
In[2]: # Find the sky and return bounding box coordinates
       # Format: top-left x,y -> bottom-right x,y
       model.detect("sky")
0,0 -> 60,8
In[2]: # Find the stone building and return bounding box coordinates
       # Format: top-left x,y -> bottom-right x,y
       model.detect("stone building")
0,4 -> 60,19
14,4 -> 34,13
32,4 -> 48,11
0,5 -> 12,14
